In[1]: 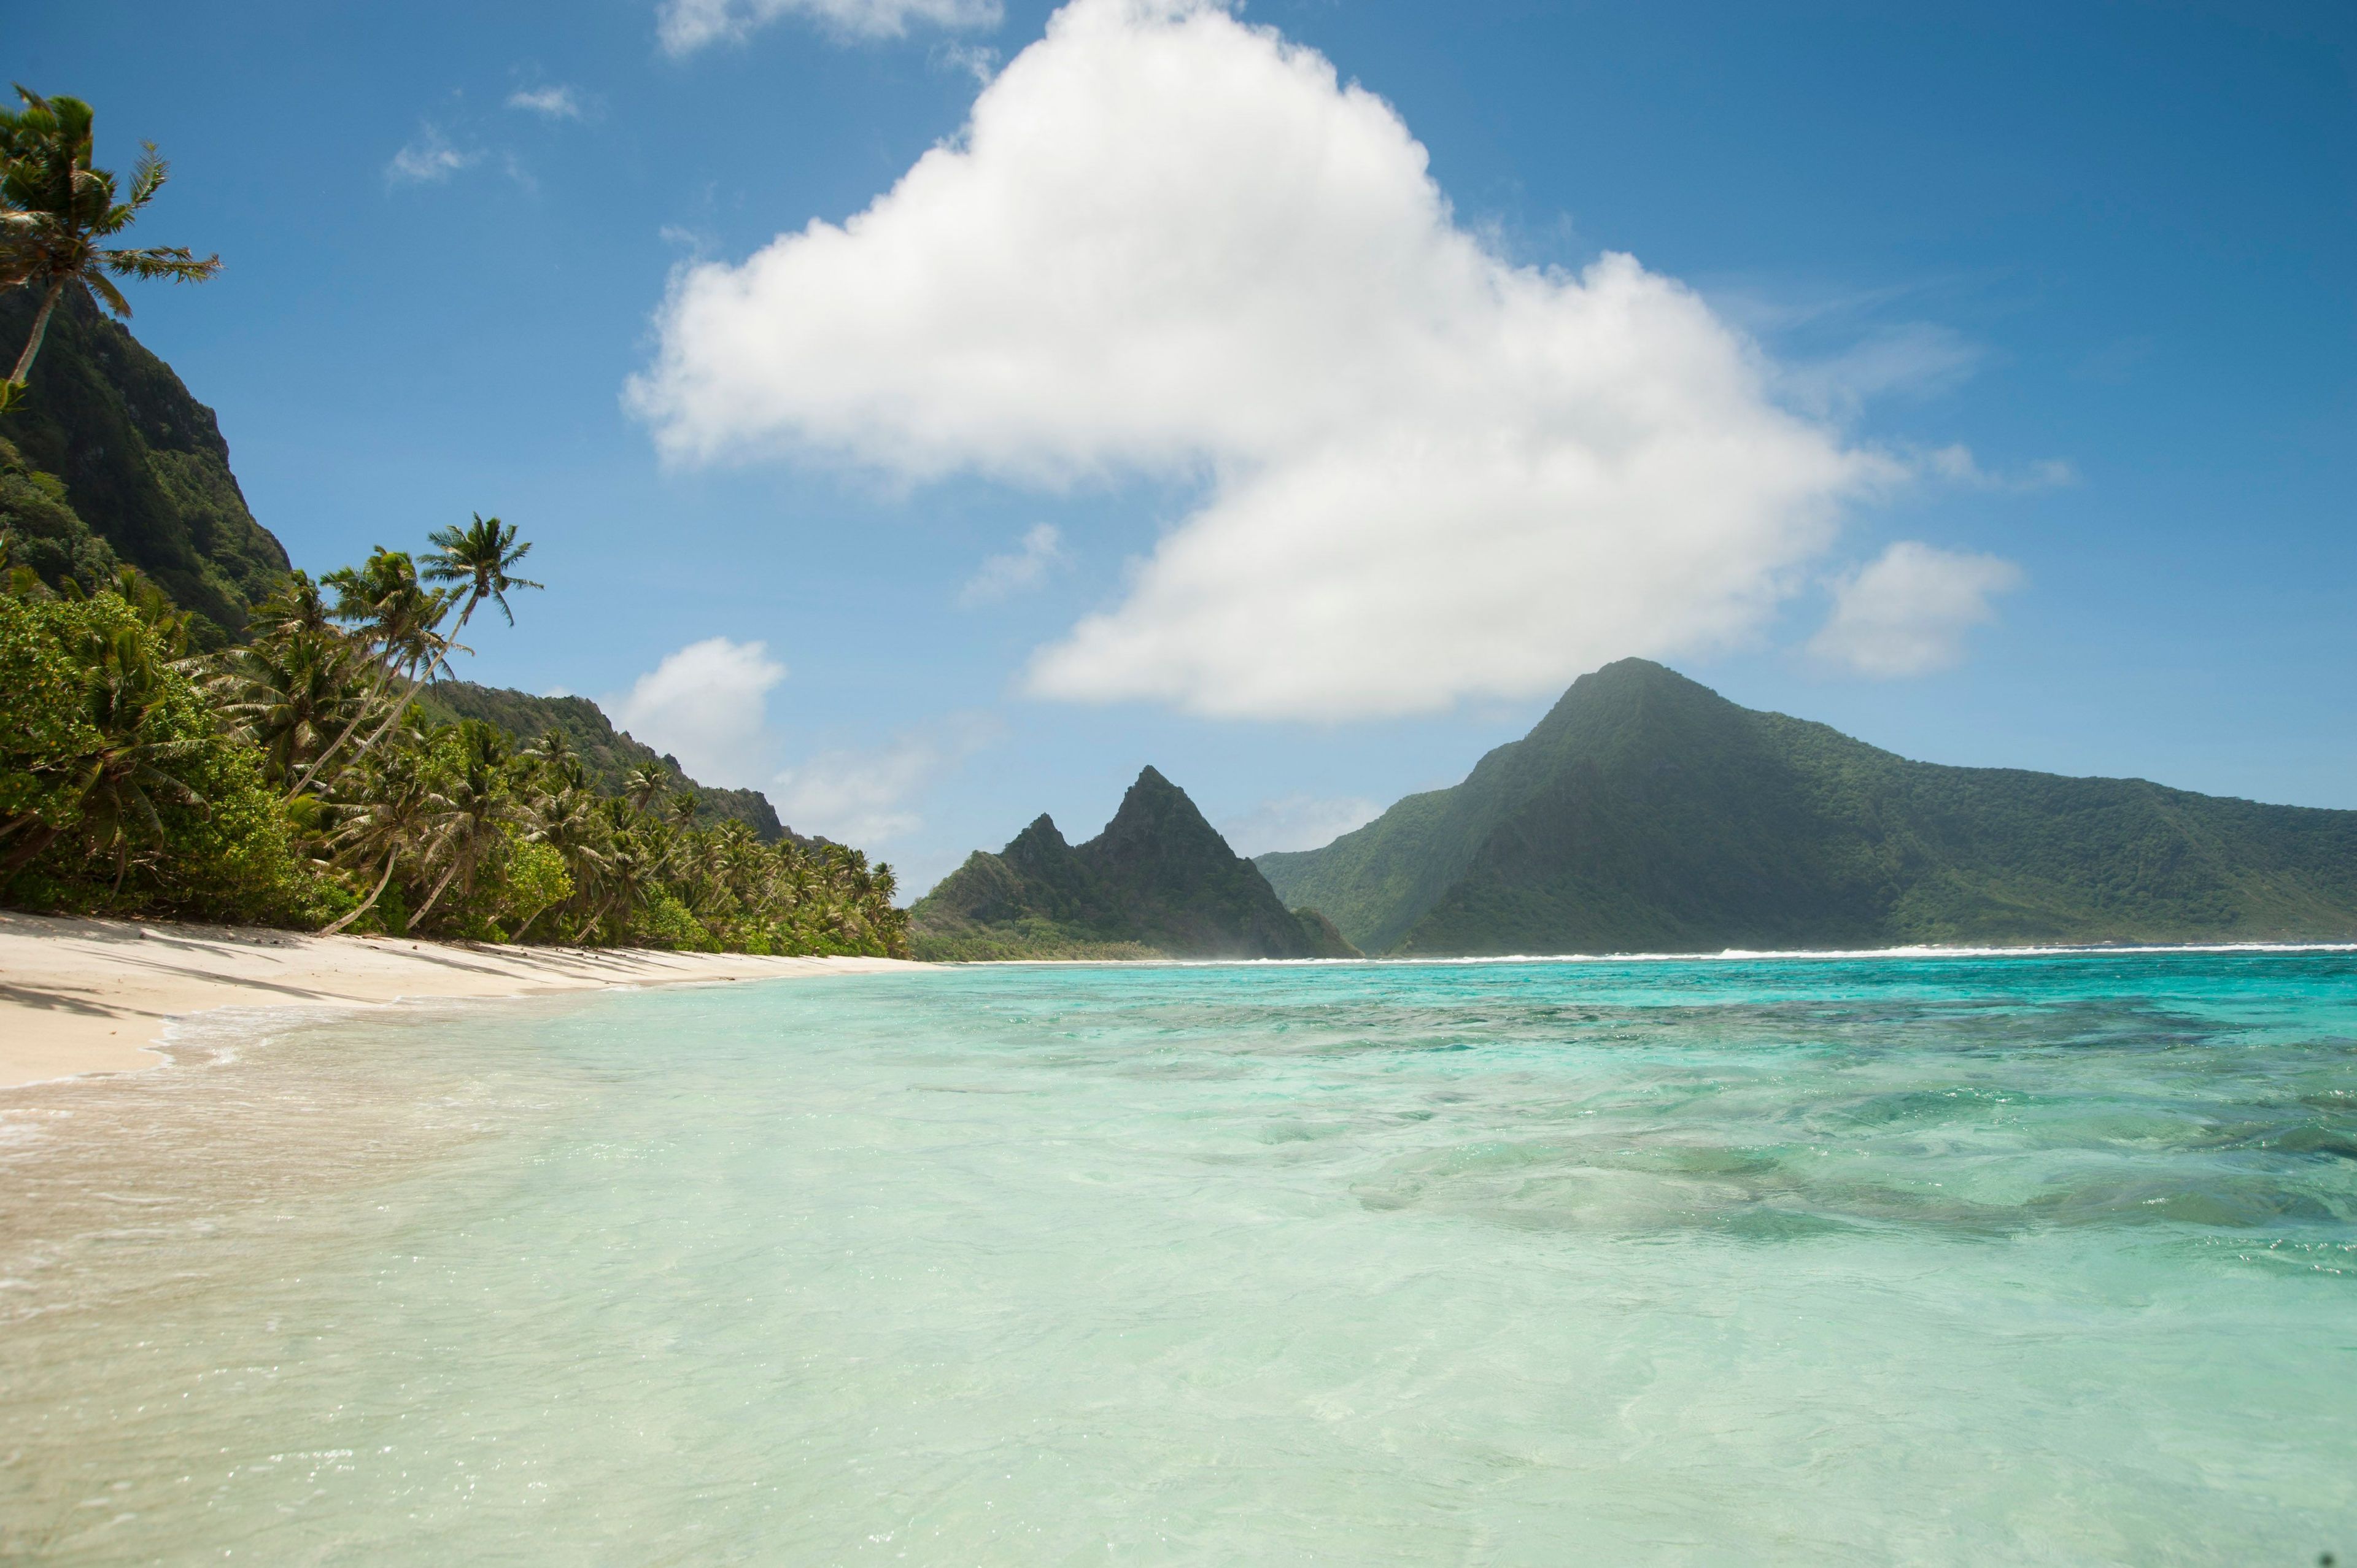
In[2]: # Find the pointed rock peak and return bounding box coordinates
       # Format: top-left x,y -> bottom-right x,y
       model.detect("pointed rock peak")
1004,813 -> 1070,856
1092,765 -> 1233,858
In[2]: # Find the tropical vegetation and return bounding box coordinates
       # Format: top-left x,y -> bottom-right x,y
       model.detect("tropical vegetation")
0,87 -> 904,957
1,85 -> 218,411
0,536 -> 908,955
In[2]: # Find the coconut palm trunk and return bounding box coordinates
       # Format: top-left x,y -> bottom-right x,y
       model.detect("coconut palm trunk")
0,89 -> 220,407
322,846 -> 402,937
409,855 -> 466,927
8,275 -> 68,385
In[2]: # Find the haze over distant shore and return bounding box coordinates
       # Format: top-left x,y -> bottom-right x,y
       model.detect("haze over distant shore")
0,912 -> 926,1090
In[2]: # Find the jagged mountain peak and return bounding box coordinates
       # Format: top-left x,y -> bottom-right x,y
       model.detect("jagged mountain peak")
911,767 -> 1346,960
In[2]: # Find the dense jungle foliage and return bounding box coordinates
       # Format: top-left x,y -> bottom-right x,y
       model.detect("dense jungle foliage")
0,533 -> 908,957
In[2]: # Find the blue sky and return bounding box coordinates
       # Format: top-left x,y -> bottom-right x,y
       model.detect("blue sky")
16,0 -> 2355,895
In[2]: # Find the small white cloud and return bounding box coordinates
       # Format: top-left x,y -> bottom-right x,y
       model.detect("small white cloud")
772,716 -> 997,846
386,125 -> 480,186
1918,444 -> 2078,492
658,0 -> 1002,54
1220,793 -> 1383,857
957,523 -> 1064,607
507,84 -> 588,120
935,41 -> 1000,83
1808,541 -> 2024,679
610,636 -> 788,786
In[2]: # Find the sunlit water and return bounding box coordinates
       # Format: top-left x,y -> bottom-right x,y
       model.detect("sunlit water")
2,952 -> 2353,1564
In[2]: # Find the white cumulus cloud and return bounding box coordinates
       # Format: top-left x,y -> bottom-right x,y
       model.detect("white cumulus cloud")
1220,793 -> 1384,857
630,0 -> 1881,720
1808,541 -> 2024,679
958,523 -> 1065,606
611,636 -> 788,786
658,0 -> 1001,53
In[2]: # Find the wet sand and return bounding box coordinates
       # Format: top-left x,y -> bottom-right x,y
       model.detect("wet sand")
0,910 -> 924,1089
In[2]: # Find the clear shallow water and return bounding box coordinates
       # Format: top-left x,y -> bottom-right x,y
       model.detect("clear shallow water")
2,953 -> 2353,1565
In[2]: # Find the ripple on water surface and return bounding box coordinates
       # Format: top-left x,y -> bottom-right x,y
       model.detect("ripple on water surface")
2,952 -> 2353,1564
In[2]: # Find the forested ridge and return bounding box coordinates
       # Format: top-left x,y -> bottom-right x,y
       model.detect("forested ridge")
1260,659 -> 2357,955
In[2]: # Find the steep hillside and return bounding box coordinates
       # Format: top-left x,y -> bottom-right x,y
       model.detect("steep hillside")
0,285 -> 288,641
1260,659 -> 2357,954
420,681 -> 797,844
913,767 -> 1355,960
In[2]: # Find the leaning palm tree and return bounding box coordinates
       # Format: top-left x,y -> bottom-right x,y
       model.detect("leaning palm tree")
291,550 -> 454,794
211,628 -> 368,786
0,620 -> 204,890
515,779 -> 610,943
409,723 -> 517,930
421,514 -> 540,644
320,747 -> 433,935
1,88 -> 219,409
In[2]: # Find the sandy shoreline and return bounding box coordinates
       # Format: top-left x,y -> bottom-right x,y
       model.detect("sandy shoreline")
0,910 -> 926,1089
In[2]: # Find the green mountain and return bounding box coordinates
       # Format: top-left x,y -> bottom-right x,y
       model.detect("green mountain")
913,766 -> 1359,960
0,285 -> 289,643
419,681 -> 799,845
1258,658 -> 2357,955
0,293 -> 797,848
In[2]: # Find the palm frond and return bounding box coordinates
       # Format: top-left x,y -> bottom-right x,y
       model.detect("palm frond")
101,245 -> 220,283
125,142 -> 167,207
83,269 -> 131,319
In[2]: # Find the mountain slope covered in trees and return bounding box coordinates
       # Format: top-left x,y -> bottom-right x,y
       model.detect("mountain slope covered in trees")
0,286 -> 288,642
1259,659 -> 2357,955
420,681 -> 796,845
913,767 -> 1358,960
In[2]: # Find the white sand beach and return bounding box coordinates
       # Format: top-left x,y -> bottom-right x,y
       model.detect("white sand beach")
0,910 -> 924,1089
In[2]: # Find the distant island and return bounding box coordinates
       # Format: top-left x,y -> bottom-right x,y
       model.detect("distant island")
910,660 -> 2357,962
911,767 -> 1357,960
1258,658 -> 2357,954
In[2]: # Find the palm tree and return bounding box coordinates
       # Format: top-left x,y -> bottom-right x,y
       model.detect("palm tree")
622,765 -> 668,814
211,628 -> 368,786
409,722 -> 517,930
244,570 -> 335,641
516,779 -> 610,943
0,621 -> 206,891
1,88 -> 219,409
320,747 -> 433,935
586,798 -> 662,938
292,549 -> 454,794
421,514 -> 540,645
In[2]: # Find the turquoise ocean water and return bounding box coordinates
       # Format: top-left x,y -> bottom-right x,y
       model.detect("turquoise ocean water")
2,951 -> 2353,1564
